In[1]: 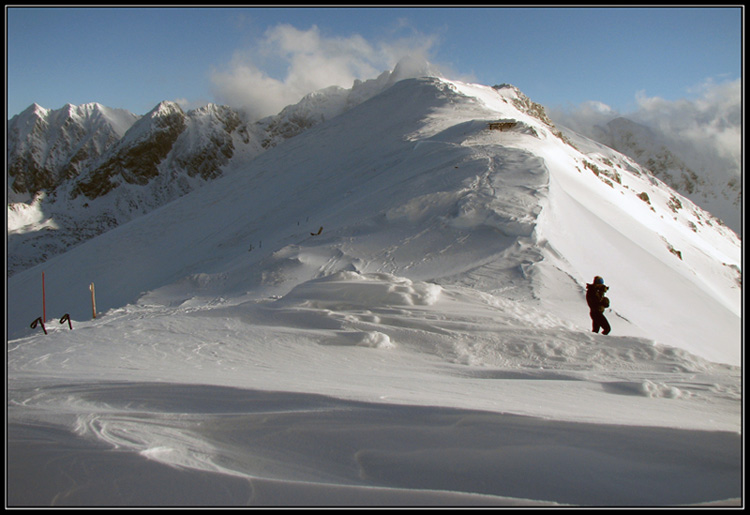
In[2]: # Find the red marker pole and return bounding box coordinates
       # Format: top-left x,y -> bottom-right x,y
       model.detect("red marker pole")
42,271 -> 46,322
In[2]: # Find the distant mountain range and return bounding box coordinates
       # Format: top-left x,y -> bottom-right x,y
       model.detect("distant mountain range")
8,102 -> 138,196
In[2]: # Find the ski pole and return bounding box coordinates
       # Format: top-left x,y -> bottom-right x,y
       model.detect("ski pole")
60,313 -> 72,330
42,271 -> 46,322
31,317 -> 47,335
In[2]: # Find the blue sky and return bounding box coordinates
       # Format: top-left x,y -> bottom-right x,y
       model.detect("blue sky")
6,6 -> 742,119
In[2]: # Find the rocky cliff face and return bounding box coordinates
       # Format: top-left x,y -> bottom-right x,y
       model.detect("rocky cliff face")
71,102 -> 188,199
169,104 -> 248,180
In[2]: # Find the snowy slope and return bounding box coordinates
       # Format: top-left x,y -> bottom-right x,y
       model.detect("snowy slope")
7,76 -> 741,507
588,116 -> 741,233
7,69 -> 402,277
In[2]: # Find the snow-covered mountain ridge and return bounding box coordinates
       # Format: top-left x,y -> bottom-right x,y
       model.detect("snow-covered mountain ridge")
8,68 -> 740,278
7,75 -> 741,506
8,76 -> 741,365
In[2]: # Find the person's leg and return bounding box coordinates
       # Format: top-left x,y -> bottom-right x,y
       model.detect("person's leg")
600,315 -> 611,335
590,312 -> 600,333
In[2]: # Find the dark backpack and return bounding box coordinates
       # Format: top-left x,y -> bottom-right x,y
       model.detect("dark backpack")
586,283 -> 609,311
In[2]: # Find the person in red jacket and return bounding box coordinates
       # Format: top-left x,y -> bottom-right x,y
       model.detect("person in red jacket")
586,276 -> 611,335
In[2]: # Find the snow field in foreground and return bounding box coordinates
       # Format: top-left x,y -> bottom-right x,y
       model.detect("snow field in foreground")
7,270 -> 741,507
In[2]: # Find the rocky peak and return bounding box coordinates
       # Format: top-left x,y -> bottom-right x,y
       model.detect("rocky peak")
72,102 -> 188,199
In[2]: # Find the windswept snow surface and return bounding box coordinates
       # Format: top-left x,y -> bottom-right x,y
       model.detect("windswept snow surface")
7,78 -> 742,506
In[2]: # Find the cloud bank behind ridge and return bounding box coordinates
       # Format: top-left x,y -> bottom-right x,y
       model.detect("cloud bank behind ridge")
549,78 -> 741,185
209,23 -> 445,120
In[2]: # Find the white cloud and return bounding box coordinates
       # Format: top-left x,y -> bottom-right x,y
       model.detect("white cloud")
630,79 -> 741,174
549,78 -> 741,181
210,23 -> 442,120
547,100 -> 616,135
